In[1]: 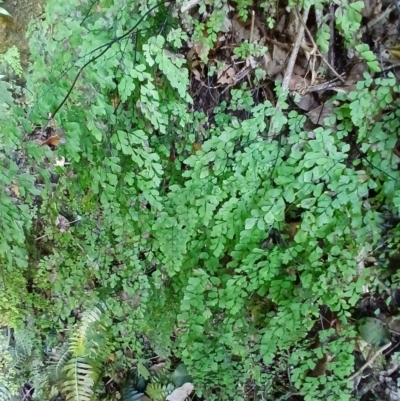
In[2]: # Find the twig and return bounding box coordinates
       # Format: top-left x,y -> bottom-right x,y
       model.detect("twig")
282,6 -> 310,91
360,2 -> 397,34
380,363 -> 399,377
264,37 -> 291,50
348,342 -> 392,381
328,3 -> 335,67
305,75 -> 344,92
267,6 -> 310,137
50,1 -> 169,120
296,8 -> 345,83
250,10 -> 255,43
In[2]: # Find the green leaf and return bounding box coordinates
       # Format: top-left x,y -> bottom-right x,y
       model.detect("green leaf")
0,7 -> 11,16
358,318 -> 390,347
137,360 -> 150,380
172,363 -> 192,387
245,218 -> 257,230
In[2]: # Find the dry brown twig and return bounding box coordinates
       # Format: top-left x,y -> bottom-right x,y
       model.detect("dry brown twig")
348,342 -> 392,381
250,10 -> 255,43
360,2 -> 398,34
295,8 -> 345,83
267,6 -> 310,137
282,6 -> 310,91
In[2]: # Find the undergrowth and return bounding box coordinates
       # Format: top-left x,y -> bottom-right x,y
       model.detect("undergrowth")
0,0 -> 399,400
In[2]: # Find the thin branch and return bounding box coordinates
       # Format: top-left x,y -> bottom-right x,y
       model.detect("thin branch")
250,10 -> 255,43
296,8 -> 344,83
348,342 -> 392,381
50,1 -> 169,120
282,6 -> 310,91
360,2 -> 398,34
267,5 -> 310,137
328,3 -> 335,66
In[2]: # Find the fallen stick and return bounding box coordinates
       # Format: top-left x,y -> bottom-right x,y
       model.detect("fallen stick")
267,5 -> 310,137
348,342 -> 392,381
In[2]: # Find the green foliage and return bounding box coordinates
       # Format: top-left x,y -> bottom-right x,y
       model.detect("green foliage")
316,23 -> 330,54
0,46 -> 23,77
171,363 -> 192,387
146,382 -> 175,401
233,41 -> 268,59
121,384 -> 143,401
0,0 -> 399,400
335,0 -> 363,44
355,43 -> 380,73
359,318 -> 391,347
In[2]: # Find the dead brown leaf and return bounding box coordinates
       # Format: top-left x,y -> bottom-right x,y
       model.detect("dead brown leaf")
309,353 -> 334,377
111,96 -> 120,108
388,44 -> 400,60
272,45 -> 288,67
362,0 -> 381,18
285,221 -> 301,240
307,102 -> 334,126
193,142 -> 202,151
296,93 -> 318,112
264,61 -> 285,77
40,135 -> 60,147
55,215 -> 70,233
11,185 -> 19,197
217,65 -> 236,85
193,41 -> 210,62
288,73 -> 309,92
231,15 -> 261,42
343,62 -> 368,93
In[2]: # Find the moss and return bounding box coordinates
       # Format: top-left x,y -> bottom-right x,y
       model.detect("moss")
0,0 -> 43,67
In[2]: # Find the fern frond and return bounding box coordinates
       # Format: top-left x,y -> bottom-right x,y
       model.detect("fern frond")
0,387 -> 13,401
13,329 -> 33,358
62,357 -> 98,401
131,371 -> 147,393
9,329 -> 33,371
146,382 -> 174,401
70,305 -> 103,357
121,383 -> 143,401
48,344 -> 72,380
150,367 -> 170,384
83,305 -> 104,327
